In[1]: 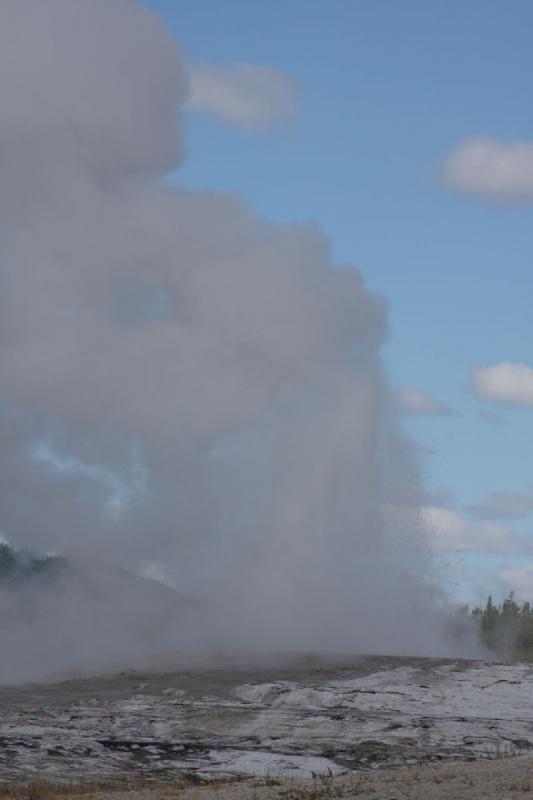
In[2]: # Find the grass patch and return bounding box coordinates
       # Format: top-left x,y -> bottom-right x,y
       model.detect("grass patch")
0,775 -> 244,800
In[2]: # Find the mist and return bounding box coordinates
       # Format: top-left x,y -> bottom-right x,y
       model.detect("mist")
0,0 -> 465,683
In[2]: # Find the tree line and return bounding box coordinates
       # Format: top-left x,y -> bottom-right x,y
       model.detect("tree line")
471,592 -> 533,661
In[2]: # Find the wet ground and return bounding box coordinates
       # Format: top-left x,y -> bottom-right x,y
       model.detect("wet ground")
1,654 -> 533,783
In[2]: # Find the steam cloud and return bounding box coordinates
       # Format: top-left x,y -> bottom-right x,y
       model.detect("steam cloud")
0,0 -> 456,683
186,62 -> 299,132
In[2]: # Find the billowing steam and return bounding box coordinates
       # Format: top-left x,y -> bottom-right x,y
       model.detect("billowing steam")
0,0 -> 456,683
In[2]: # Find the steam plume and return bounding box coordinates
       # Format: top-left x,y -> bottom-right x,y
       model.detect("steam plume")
0,0 -> 453,682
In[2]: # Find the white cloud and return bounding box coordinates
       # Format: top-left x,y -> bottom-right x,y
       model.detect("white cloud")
186,62 -> 299,132
471,362 -> 533,407
422,506 -> 519,553
398,387 -> 455,417
442,136 -> 533,203
468,490 -> 533,521
500,565 -> 533,602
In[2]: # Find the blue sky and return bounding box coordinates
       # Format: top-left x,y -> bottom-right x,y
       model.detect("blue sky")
144,0 -> 532,604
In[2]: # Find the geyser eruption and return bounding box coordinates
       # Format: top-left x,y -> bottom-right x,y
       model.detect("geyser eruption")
0,0 -> 451,682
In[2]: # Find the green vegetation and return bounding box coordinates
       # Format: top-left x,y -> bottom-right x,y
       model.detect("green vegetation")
472,592 -> 533,661
0,542 -> 66,584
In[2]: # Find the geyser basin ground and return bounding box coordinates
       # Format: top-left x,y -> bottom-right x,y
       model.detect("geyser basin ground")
1,655 -> 533,784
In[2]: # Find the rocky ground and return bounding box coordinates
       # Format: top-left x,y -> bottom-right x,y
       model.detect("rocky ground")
1,655 -> 533,788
